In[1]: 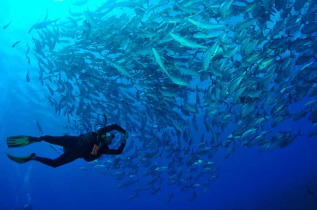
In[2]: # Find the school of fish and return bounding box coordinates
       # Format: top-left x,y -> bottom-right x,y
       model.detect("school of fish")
13,0 -> 317,202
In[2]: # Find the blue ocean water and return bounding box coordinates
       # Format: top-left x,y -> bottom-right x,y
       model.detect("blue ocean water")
0,0 -> 317,209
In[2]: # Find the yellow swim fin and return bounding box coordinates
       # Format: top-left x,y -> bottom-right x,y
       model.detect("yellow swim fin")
6,153 -> 36,164
7,136 -> 34,148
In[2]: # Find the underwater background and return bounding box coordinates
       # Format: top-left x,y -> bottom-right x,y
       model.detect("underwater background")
0,0 -> 317,209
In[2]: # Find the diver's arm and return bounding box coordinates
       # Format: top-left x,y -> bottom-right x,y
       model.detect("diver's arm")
97,124 -> 126,135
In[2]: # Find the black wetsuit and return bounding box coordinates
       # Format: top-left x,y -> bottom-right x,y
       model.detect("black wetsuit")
35,124 -> 126,168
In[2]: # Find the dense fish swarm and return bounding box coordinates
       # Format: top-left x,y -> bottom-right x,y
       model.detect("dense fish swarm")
25,0 -> 317,202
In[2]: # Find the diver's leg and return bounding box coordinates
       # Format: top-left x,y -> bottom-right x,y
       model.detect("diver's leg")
39,135 -> 79,148
34,152 -> 78,168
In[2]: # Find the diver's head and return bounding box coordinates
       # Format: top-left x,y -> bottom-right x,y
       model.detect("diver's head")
103,133 -> 115,145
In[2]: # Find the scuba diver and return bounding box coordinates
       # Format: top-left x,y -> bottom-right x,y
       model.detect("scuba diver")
6,124 -> 128,168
